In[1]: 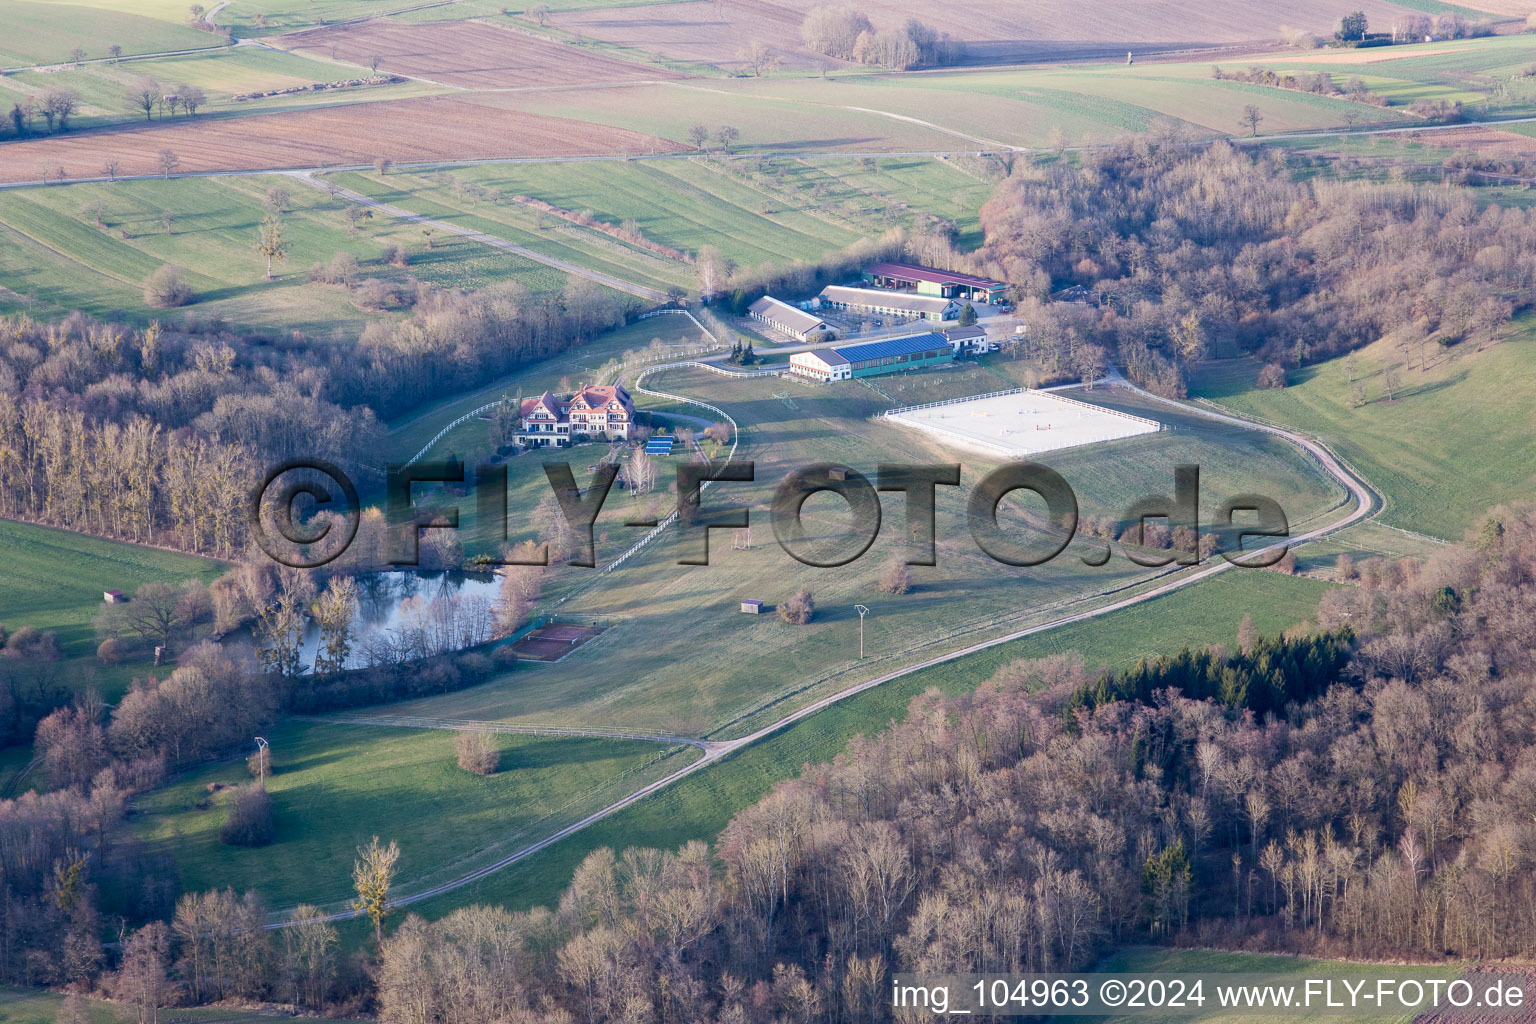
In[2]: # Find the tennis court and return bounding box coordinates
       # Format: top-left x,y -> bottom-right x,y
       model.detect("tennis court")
510,622 -> 609,662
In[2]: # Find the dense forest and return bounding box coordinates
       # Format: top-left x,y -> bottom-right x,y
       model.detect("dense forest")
8,502 -> 1536,1020
0,278 -> 631,558
958,142 -> 1527,394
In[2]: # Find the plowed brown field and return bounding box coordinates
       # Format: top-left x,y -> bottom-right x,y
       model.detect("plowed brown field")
283,18 -> 682,88
0,96 -> 684,183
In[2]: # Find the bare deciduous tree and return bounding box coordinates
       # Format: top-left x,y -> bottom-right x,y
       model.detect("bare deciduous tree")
352,836 -> 401,944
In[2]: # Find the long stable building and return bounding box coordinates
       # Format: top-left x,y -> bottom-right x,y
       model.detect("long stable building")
789,332 -> 954,382
817,285 -> 960,322
747,295 -> 835,341
862,262 -> 1008,304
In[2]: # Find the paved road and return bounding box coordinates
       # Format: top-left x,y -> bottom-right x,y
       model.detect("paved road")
271,371 -> 1377,928
284,170 -> 670,302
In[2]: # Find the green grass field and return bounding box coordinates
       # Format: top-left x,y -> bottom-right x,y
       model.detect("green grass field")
0,46 -> 379,130
0,174 -> 571,332
0,0 -> 218,67
404,568 -> 1333,916
132,719 -> 699,910
1090,948 -> 1462,1023
329,154 -> 995,294
0,518 -> 221,698
1191,317 -> 1536,541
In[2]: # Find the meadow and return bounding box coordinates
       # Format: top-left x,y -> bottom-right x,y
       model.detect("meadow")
0,0 -> 216,67
403,568 -> 1334,916
0,518 -> 222,698
1191,317 -> 1536,541
0,173 -> 571,332
0,46 -> 408,132
361,359 -> 1346,742
131,718 -> 698,910
329,153 -> 995,294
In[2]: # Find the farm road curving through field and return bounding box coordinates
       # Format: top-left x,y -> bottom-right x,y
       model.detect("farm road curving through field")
271,370 -> 1379,928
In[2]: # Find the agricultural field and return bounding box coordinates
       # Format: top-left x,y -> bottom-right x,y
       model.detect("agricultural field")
0,45 -> 430,133
282,17 -> 683,88
1191,316 -> 1536,540
405,568 -> 1335,915
460,35 -> 1536,154
0,173 -> 572,331
0,94 -> 683,183
131,719 -> 698,910
0,518 -> 222,699
361,359 -> 1347,741
328,166 -> 700,295
550,0 -> 1445,71
329,154 -> 963,293
0,0 -> 217,67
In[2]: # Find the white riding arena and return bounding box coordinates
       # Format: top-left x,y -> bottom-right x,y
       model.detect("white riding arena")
885,387 -> 1160,457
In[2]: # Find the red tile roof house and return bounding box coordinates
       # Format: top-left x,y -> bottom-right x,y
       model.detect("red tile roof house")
517,384 -> 636,448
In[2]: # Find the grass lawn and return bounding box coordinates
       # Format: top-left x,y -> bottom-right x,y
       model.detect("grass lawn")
1090,948 -> 1461,1023
0,0 -> 217,67
0,174 -> 570,332
1190,318 -> 1536,541
0,518 -> 222,698
131,719 -> 699,910
404,568 -> 1333,917
0,46 -> 383,130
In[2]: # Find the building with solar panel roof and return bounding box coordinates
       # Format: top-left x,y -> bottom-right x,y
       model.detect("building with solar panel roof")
788,332 -> 954,383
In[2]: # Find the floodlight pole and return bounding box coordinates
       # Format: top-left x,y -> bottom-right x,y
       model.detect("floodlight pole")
854,605 -> 869,659
254,736 -> 268,786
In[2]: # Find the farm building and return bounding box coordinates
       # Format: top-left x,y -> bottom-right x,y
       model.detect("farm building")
943,324 -> 995,354
748,295 -> 836,341
789,348 -> 851,382
790,333 -> 954,382
818,285 -> 960,322
517,384 -> 636,447
862,262 -> 1007,305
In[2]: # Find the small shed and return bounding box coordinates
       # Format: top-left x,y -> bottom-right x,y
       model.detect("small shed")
740,599 -> 764,614
103,589 -> 125,604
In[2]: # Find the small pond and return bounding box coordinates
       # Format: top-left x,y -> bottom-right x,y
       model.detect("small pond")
296,570 -> 503,671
